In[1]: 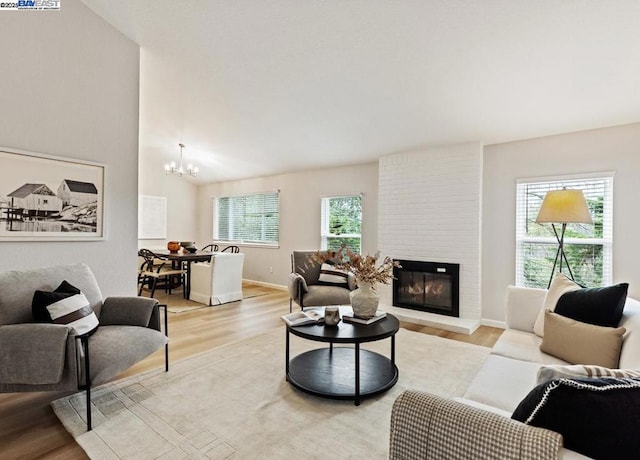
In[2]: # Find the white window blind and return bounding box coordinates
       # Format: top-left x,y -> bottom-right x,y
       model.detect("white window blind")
515,174 -> 613,288
213,191 -> 279,245
320,195 -> 362,253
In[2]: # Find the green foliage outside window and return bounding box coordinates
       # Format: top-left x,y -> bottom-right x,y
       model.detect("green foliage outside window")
322,196 -> 362,254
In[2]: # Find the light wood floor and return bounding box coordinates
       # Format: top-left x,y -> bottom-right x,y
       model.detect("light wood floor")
0,283 -> 502,459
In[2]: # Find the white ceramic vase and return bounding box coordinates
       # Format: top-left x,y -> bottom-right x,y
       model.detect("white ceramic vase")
350,281 -> 379,319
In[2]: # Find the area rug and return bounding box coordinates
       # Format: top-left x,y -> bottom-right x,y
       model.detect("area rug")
167,288 -> 269,313
52,328 -> 490,459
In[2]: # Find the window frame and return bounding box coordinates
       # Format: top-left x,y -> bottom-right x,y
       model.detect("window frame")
515,172 -> 614,288
212,190 -> 280,248
320,194 -> 363,254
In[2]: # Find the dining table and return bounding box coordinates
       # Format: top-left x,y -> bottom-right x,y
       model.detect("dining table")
155,250 -> 214,299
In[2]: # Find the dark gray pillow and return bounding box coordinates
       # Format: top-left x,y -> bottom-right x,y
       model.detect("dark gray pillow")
555,283 -> 629,327
512,377 -> 640,459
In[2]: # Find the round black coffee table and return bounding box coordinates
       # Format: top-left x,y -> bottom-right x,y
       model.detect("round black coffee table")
285,310 -> 399,405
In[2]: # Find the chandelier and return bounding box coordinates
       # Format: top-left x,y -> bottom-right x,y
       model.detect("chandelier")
164,143 -> 198,177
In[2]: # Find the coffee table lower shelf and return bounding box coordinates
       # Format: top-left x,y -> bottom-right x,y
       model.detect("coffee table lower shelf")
287,347 -> 398,404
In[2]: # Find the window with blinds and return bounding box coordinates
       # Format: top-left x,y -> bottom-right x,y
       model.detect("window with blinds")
213,191 -> 279,245
320,195 -> 362,253
515,174 -> 613,289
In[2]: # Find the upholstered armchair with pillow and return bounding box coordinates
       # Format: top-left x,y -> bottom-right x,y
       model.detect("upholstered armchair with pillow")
189,252 -> 245,305
288,250 -> 357,312
0,263 -> 168,431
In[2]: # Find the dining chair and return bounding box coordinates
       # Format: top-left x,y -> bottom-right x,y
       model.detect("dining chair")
201,244 -> 219,252
221,245 -> 240,253
138,249 -> 186,298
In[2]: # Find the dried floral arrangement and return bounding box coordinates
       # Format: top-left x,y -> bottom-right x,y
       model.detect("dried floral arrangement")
311,244 -> 400,285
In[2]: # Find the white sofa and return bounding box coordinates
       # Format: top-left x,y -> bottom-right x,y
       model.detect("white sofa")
189,253 -> 245,305
389,285 -> 640,459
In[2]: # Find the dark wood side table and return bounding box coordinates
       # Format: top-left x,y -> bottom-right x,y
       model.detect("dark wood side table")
285,309 -> 399,405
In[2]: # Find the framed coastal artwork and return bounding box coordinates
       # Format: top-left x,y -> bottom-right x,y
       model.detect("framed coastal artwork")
0,147 -> 105,241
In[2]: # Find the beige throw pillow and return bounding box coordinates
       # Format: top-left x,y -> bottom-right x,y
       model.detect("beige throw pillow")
533,273 -> 581,337
540,310 -> 626,368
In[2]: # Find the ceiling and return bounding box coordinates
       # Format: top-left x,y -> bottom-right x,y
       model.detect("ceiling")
81,0 -> 640,184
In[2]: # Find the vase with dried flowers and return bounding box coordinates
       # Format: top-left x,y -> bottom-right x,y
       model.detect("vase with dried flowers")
311,245 -> 399,319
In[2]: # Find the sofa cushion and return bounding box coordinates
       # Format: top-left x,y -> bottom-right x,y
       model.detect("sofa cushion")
537,364 -> 640,385
317,262 -> 349,286
540,310 -> 625,368
33,281 -> 99,335
491,329 -> 570,365
555,283 -> 629,328
533,273 -> 581,337
512,377 -> 640,460
463,354 -> 542,413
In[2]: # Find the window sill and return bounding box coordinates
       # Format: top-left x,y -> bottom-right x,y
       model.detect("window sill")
213,241 -> 279,249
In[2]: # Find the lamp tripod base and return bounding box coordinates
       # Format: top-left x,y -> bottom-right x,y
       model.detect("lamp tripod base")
547,223 -> 576,289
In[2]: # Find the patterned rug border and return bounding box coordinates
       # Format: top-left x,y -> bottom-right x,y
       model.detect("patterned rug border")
52,327 -> 491,459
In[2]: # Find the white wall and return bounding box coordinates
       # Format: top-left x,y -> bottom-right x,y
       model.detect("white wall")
0,0 -> 140,296
196,162 -> 379,285
482,123 -> 640,323
378,143 -> 483,320
138,154 -> 198,249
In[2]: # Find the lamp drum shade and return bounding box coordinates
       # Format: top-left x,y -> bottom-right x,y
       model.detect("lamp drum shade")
535,189 -> 593,224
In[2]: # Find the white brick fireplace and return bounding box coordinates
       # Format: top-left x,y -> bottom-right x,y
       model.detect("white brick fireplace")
378,142 -> 483,333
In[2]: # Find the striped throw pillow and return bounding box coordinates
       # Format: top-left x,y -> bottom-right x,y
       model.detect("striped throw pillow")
32,281 -> 99,335
537,364 -> 640,385
318,262 -> 349,286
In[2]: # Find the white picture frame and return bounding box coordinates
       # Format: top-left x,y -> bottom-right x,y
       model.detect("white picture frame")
0,146 -> 105,241
138,195 -> 167,239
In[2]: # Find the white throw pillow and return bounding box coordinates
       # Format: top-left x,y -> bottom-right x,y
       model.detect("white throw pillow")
533,273 -> 581,337
47,292 -> 99,335
318,262 -> 349,285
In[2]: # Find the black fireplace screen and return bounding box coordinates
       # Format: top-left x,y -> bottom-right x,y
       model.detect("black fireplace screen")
393,260 -> 460,317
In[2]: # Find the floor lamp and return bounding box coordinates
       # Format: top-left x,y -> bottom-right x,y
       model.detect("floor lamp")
535,189 -> 593,288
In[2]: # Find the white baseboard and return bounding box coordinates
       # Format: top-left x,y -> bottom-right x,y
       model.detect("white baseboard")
243,279 -> 287,291
481,319 -> 507,329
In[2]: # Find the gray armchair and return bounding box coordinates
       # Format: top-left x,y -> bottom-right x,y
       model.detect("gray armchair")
288,250 -> 356,312
0,263 -> 168,431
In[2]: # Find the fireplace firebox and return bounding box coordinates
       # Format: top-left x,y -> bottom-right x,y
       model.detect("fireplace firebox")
392,260 -> 460,317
